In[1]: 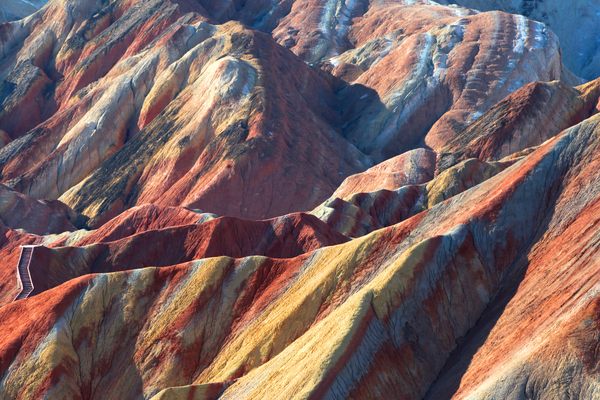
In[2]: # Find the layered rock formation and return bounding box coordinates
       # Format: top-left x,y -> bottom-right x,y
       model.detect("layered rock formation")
0,0 -> 46,23
441,0 -> 600,80
0,0 -> 574,225
0,0 -> 370,225
0,0 -> 598,399
1,112 -> 598,399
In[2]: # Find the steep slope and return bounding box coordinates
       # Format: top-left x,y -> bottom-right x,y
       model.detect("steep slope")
313,77 -> 600,237
427,117 -> 600,399
440,0 -> 600,80
0,0 -> 46,23
312,157 -> 511,237
312,79 -> 600,237
337,3 -> 564,158
1,113 -> 598,399
330,148 -> 436,200
0,0 -> 368,225
439,77 -> 600,168
0,0 -> 574,226
0,1 -> 598,399
67,204 -> 212,245
195,1 -> 571,158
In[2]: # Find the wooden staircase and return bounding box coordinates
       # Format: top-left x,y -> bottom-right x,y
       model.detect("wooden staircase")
14,246 -> 35,300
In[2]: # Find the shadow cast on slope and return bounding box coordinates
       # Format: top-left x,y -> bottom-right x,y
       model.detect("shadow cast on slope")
424,171 -> 565,399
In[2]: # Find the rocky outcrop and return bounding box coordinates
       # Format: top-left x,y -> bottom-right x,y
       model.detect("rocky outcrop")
330,148 -> 436,200
440,0 -> 600,80
1,113 -> 598,399
0,0 -> 573,225
427,116 -> 600,399
0,0 -> 45,22
338,4 -> 564,159
0,1 -> 598,399
9,211 -> 347,298
207,1 -> 570,159
311,77 -> 600,237
313,157 -> 511,237
0,0 -> 368,225
439,78 -> 600,167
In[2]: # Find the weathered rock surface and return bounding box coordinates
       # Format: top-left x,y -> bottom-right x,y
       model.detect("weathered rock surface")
1,113 -> 598,399
313,157 -> 511,237
331,148 -> 436,200
19,212 -> 348,298
339,4 -> 565,158
440,0 -> 600,80
0,0 -> 368,225
438,78 -> 600,168
0,0 -> 576,225
311,76 -> 600,237
0,1 -> 598,399
0,208 -> 348,306
216,1 -> 570,159
0,0 -> 45,22
426,115 -> 600,400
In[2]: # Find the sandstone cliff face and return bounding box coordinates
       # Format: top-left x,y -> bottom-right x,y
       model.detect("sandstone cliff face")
0,1 -> 598,399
